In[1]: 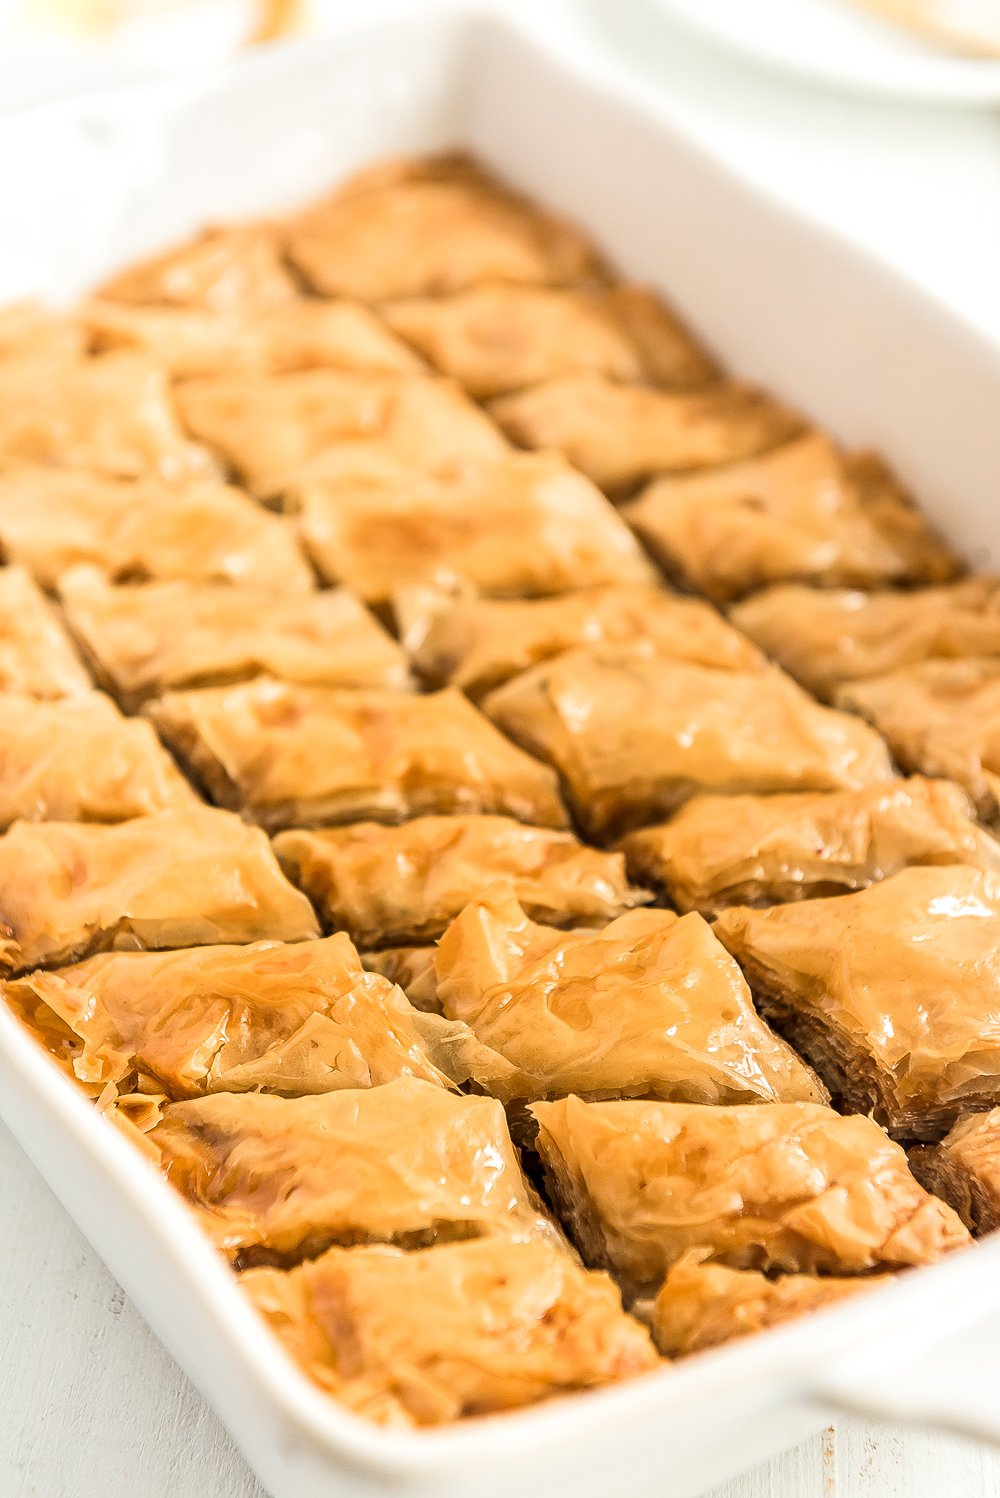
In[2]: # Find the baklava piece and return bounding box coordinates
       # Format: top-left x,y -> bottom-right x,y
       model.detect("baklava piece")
0,301 -> 87,364
0,468 -> 313,592
398,583 -> 762,700
98,223 -> 298,312
138,1076 -> 562,1263
361,948 -> 439,1014
0,807 -> 319,975
149,680 -> 567,833
243,1237 -> 659,1426
0,566 -> 90,697
176,369 -> 506,497
287,452 -> 656,607
0,352 -> 216,481
910,1110 -> 1000,1236
483,647 -> 893,841
433,889 -> 824,1107
531,1095 -> 968,1292
837,660 -> 1000,822
284,152 -> 605,301
733,576 -> 1000,700
621,778 -> 1000,916
623,433 -> 957,599
273,815 -> 647,948
80,296 -> 423,379
716,865 -> 1000,1139
648,1254 -> 880,1358
7,933 -> 518,1102
60,569 -> 410,710
383,283 -> 715,398
489,373 -> 802,496
0,690 -> 197,829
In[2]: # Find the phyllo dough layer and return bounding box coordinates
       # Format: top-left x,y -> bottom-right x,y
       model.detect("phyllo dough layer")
149,680 -> 568,832
361,948 -> 439,1014
273,815 -> 646,948
0,302 -> 87,364
98,224 -> 298,312
624,434 -> 956,599
716,866 -> 1000,1139
60,569 -> 410,709
483,647 -> 894,841
383,282 -> 715,398
0,807 -> 319,975
141,1076 -> 562,1263
399,584 -> 762,700
910,1109 -> 1000,1235
434,890 -> 824,1106
621,778 -> 1000,916
0,690 -> 197,829
287,451 -> 656,606
531,1095 -> 968,1290
490,373 -> 802,495
0,468 -> 313,592
0,566 -> 90,697
242,1237 -> 659,1426
6,933 -> 517,1102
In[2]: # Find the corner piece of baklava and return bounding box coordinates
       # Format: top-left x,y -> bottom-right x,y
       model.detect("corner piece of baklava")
0,565 -> 91,697
910,1109 -> 1000,1236
715,865 -> 1000,1140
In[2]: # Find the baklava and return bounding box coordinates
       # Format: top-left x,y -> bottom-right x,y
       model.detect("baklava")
910,1110 -> 1000,1236
0,565 -> 91,697
99,223 -> 299,312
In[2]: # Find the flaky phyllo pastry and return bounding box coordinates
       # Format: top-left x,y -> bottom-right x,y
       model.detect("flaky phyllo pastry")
0,468 -> 313,592
0,565 -> 91,697
6,934 -> 519,1102
361,947 -> 440,1014
398,584 -> 762,700
0,690 -> 197,829
273,816 -> 647,948
433,889 -> 824,1107
60,569 -> 411,709
98,223 -> 299,312
484,646 -> 893,840
623,432 -> 957,600
910,1109 -> 1000,1236
285,451 -> 656,606
242,1237 -> 658,1426
532,1096 -> 969,1292
621,778 -> 1000,916
134,1077 -> 563,1263
149,679 -> 567,832
716,866 -> 1000,1140
0,808 -> 318,975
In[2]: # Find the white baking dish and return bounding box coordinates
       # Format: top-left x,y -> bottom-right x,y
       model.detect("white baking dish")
1,6 -> 1000,1494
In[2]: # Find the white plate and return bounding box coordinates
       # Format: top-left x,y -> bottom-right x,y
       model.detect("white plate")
653,0 -> 1000,103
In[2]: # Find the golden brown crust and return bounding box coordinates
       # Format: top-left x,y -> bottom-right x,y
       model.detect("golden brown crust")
910,1109 -> 1000,1235
0,566 -> 91,698
98,224 -> 298,312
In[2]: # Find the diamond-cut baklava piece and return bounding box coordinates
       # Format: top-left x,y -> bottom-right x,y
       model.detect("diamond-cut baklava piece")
0,807 -> 319,975
490,373 -> 802,495
398,584 -> 763,700
0,469 -> 313,592
383,283 -> 715,398
733,577 -> 1000,700
80,296 -> 424,379
0,566 -> 90,697
149,680 -> 567,833
0,690 -> 197,829
434,890 -> 824,1107
273,815 -> 646,948
176,369 -> 507,497
910,1110 -> 1000,1235
0,352 -> 216,480
483,647 -> 893,841
60,569 -> 410,710
531,1095 -> 968,1292
621,778 -> 1000,916
242,1237 -> 659,1426
716,866 -> 1000,1139
648,1254 -> 881,1358
7,933 -> 518,1102
98,224 -> 298,311
362,948 -> 439,1014
288,452 -> 656,607
837,660 -> 1000,823
623,433 -> 957,599
0,301 -> 87,363
136,1076 -> 562,1263
284,153 -> 605,301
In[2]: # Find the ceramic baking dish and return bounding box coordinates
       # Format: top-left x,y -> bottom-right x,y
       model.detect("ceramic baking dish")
1,5 -> 1000,1494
